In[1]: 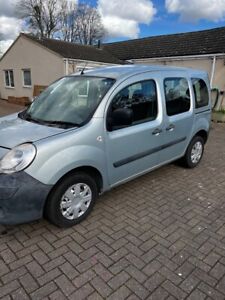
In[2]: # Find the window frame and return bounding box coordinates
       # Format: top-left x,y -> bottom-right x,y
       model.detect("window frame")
191,78 -> 209,109
164,77 -> 191,117
22,68 -> 32,88
106,79 -> 158,131
4,70 -> 14,88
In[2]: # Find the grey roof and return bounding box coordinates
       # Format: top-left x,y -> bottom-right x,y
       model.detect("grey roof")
4,26 -> 225,66
22,33 -> 123,64
103,26 -> 225,60
74,64 -> 207,80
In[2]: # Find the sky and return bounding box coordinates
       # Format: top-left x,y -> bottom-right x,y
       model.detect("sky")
1,0 -> 225,53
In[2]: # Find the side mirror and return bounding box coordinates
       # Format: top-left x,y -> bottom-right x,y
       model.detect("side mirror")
108,108 -> 133,130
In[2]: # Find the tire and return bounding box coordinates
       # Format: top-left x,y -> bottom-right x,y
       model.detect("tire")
45,172 -> 98,228
183,136 -> 204,168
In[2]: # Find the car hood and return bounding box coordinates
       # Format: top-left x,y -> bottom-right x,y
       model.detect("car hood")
0,113 -> 66,149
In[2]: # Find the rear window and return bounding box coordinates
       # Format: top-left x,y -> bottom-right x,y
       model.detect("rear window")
191,78 -> 209,108
164,77 -> 190,116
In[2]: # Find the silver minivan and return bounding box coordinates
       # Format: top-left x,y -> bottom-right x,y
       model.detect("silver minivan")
0,65 -> 211,227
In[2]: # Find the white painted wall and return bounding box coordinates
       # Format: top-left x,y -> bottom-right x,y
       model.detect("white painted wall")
0,35 -> 64,100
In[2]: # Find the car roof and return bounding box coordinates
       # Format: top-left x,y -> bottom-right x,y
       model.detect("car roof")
71,64 -> 208,80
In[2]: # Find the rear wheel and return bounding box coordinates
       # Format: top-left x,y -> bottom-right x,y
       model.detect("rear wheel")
183,136 -> 204,168
45,172 -> 98,227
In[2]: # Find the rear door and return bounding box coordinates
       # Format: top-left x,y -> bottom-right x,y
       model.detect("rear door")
159,74 -> 194,162
104,73 -> 165,186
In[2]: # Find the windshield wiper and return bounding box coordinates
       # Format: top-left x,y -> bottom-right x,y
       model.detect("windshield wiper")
19,111 -> 56,126
18,111 -> 80,128
18,111 -> 45,125
39,120 -> 80,129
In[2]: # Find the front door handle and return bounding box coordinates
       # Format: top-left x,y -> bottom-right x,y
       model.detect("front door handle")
166,124 -> 175,132
152,128 -> 162,136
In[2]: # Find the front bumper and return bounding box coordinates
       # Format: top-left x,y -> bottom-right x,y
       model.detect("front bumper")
0,172 -> 52,225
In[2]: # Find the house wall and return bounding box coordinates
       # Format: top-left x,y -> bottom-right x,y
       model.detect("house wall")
133,57 -> 225,108
0,35 -> 64,100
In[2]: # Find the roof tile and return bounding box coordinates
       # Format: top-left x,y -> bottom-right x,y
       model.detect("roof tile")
23,34 -> 122,64
103,27 -> 225,60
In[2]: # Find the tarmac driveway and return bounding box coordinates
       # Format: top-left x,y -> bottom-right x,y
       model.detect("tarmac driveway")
0,101 -> 225,299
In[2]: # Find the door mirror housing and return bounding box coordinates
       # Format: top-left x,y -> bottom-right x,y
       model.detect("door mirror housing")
108,108 -> 133,131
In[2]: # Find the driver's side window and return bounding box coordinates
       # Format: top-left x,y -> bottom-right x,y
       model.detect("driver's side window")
107,80 -> 158,131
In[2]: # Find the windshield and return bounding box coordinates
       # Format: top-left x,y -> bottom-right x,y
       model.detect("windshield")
20,76 -> 115,128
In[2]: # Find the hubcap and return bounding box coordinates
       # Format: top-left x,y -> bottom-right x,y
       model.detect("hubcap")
60,183 -> 92,220
191,141 -> 203,164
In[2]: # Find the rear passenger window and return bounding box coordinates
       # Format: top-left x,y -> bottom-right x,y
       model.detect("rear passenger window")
109,80 -> 157,130
164,78 -> 190,116
191,78 -> 209,108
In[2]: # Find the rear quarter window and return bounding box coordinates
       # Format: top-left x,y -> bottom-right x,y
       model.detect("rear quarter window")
164,77 -> 190,116
191,78 -> 209,108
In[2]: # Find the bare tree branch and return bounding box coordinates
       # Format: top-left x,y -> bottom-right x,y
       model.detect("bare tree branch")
16,0 -> 61,38
16,0 -> 105,45
60,0 -> 78,42
73,4 -> 105,45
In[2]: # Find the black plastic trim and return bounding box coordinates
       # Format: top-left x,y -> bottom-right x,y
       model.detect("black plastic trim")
195,108 -> 211,115
0,146 -> 10,150
0,172 -> 52,225
113,137 -> 186,168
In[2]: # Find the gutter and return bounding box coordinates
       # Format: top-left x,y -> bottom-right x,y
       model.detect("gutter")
133,53 -> 225,62
63,58 -> 116,65
63,57 -> 119,66
62,58 -> 119,75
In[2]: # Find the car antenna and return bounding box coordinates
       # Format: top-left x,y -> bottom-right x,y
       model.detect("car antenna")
80,63 -> 88,75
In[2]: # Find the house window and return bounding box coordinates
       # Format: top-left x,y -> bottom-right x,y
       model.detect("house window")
4,70 -> 14,88
164,77 -> 190,116
23,69 -> 32,87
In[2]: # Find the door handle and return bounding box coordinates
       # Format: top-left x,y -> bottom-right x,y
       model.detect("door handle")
166,124 -> 175,132
152,128 -> 162,136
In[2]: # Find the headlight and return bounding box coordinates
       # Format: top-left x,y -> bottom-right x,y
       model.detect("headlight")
0,143 -> 36,174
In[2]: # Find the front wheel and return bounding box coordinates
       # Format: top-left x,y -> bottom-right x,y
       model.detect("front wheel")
183,136 -> 204,168
44,172 -> 98,227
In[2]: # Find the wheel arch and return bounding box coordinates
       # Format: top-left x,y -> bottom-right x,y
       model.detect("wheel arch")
43,165 -> 104,219
194,129 -> 208,144
49,166 -> 104,195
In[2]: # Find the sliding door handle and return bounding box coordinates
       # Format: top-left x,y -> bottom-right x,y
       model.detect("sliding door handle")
152,128 -> 162,136
166,124 -> 175,132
